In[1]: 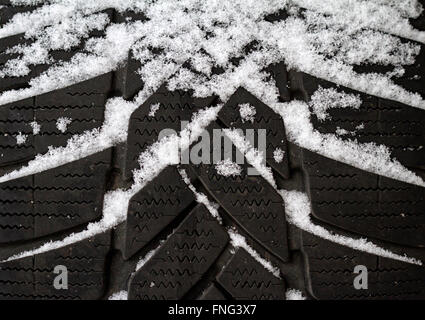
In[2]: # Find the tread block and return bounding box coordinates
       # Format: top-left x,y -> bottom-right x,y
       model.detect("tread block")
0,150 -> 111,243
123,166 -> 196,259
128,204 -> 229,300
302,150 -> 425,247
0,232 -> 111,300
299,73 -> 425,170
216,248 -> 286,300
0,74 -> 111,166
125,84 -> 217,180
218,87 -> 290,179
302,232 -> 425,300
188,123 -> 289,261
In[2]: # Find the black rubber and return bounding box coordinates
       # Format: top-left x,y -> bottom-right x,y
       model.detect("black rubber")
0,5 -> 424,300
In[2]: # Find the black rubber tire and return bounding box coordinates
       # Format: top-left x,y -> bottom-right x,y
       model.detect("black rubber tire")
0,4 -> 424,300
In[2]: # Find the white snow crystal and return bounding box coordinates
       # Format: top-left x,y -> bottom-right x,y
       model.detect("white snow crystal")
30,121 -> 41,135
356,123 -> 365,130
335,127 -> 350,136
16,132 -> 27,145
148,103 -> 160,117
215,159 -> 242,177
239,103 -> 256,123
273,148 -> 285,163
56,117 -> 72,133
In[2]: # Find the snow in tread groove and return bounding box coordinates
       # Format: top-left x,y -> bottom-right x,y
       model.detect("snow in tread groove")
179,167 -> 282,278
0,0 -> 423,266
179,168 -> 223,224
222,128 -> 422,265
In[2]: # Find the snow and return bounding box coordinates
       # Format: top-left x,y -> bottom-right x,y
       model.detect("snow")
228,229 -> 281,278
310,86 -> 361,121
135,248 -> 159,271
335,127 -> 350,136
179,168 -> 223,224
0,97 -> 138,183
148,103 -> 160,117
218,121 -> 422,266
223,128 -> 276,187
274,100 -> 425,187
2,104 -> 221,261
285,289 -> 306,301
180,168 -> 280,277
215,159 -> 242,177
3,188 -> 132,262
133,105 -> 222,186
30,121 -> 41,135
273,148 -> 285,163
1,0 -> 425,111
356,123 -> 365,131
0,12 -> 110,78
56,117 -> 72,133
239,103 -> 256,123
292,0 -> 425,44
15,132 -> 27,145
108,290 -> 128,300
280,189 -> 422,265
